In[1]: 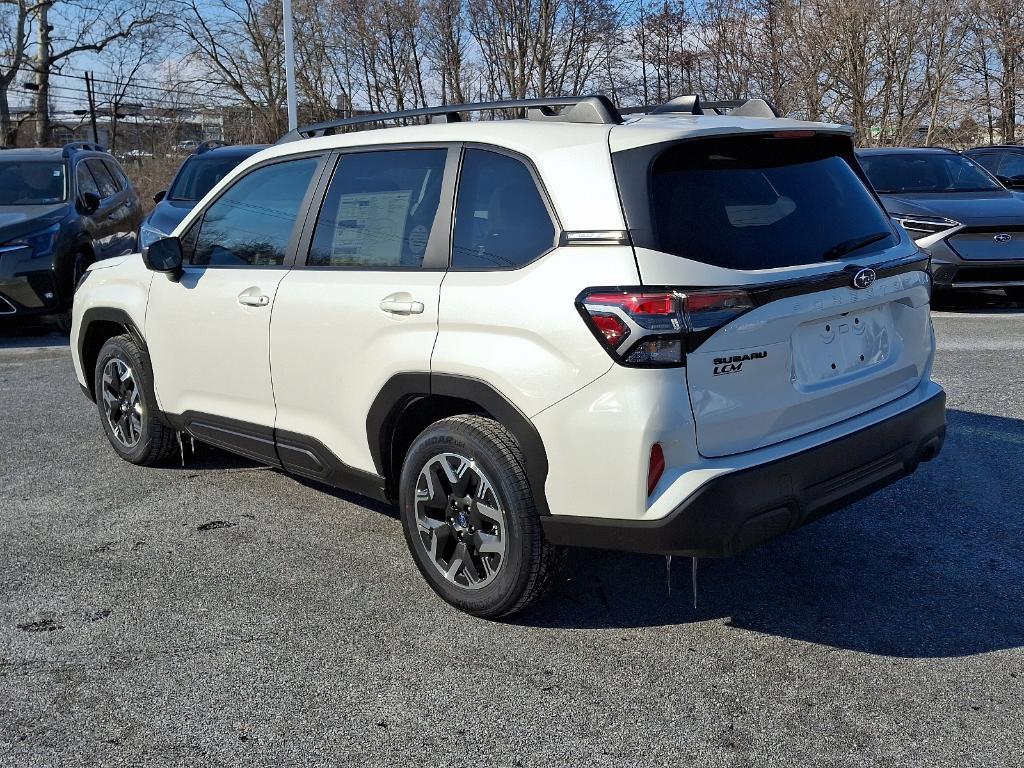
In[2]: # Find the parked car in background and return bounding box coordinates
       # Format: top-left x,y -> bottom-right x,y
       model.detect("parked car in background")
0,142 -> 142,330
139,141 -> 267,250
963,145 -> 1024,192
72,95 -> 944,618
857,147 -> 1024,300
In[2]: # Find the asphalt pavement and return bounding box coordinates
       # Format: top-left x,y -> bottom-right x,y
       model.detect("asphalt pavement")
1,293 -> 1022,767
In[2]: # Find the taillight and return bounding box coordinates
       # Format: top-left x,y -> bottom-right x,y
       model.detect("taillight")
577,287 -> 754,367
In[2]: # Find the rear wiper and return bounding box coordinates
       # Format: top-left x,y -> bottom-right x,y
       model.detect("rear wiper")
822,231 -> 891,260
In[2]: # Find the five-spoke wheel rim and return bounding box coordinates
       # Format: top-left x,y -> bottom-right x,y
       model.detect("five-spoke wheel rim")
101,358 -> 142,448
414,452 -> 507,590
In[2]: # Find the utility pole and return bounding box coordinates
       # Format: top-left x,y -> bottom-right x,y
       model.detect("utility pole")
283,0 -> 297,131
84,72 -> 99,144
33,1 -> 53,146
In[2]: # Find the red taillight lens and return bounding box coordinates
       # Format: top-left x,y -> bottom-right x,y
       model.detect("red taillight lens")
577,287 -> 754,367
590,313 -> 630,346
647,443 -> 665,496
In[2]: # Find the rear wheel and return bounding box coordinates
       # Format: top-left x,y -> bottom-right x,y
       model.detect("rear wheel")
398,415 -> 564,618
93,334 -> 175,466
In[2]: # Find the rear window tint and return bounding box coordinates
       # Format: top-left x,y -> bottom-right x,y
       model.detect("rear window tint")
642,135 -> 896,270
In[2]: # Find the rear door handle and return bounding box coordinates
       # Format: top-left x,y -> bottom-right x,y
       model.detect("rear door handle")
238,292 -> 270,307
379,296 -> 425,315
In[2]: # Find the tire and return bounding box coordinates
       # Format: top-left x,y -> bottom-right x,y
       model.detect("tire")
398,414 -> 564,619
1005,287 -> 1024,304
93,334 -> 175,466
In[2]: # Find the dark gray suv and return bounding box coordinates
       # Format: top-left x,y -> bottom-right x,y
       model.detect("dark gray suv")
0,142 -> 143,329
858,147 -> 1024,300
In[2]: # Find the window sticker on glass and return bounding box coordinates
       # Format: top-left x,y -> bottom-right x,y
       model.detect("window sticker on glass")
330,190 -> 413,266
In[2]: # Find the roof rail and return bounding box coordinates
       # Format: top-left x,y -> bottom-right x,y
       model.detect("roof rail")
192,139 -> 225,154
277,95 -> 623,143
624,96 -> 780,119
62,141 -> 107,157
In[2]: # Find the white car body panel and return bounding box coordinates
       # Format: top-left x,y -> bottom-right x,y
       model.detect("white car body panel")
270,269 -> 444,475
70,255 -> 152,390
145,266 -> 289,427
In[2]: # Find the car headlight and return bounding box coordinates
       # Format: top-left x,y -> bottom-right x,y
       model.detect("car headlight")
891,215 -> 960,241
139,224 -> 167,250
6,222 -> 61,259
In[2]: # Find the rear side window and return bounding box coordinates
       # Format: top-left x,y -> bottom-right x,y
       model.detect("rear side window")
636,135 -> 896,270
997,153 -> 1024,179
87,159 -> 119,199
102,159 -> 128,191
308,149 -> 447,268
192,156 -> 319,267
452,149 -> 555,269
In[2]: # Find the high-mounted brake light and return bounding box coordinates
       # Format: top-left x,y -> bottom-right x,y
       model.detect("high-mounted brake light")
772,130 -> 816,139
577,287 -> 755,367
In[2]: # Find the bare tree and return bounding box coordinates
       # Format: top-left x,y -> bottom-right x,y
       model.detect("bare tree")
0,0 -> 36,145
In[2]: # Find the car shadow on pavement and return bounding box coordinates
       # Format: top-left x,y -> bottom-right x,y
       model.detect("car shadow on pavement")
516,408 -> 1024,659
931,288 -> 1023,313
0,319 -> 69,349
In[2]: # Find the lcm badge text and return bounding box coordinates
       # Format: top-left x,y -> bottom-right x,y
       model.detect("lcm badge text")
713,351 -> 768,376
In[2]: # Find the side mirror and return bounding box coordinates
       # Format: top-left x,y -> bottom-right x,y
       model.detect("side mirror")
142,236 -> 183,281
80,191 -> 101,214
153,189 -> 166,204
1007,175 -> 1024,190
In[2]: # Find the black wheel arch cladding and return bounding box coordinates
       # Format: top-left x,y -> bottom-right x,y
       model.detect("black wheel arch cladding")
367,373 -> 551,515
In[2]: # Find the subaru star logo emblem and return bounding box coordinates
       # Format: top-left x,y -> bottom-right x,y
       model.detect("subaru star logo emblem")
994,233 -> 1012,243
851,267 -> 876,290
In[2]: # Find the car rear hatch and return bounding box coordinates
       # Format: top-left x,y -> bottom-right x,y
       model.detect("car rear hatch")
610,128 -> 934,458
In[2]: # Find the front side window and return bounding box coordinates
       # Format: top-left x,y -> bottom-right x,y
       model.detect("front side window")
192,156 -> 319,267
452,149 -> 555,269
859,152 -> 1003,194
641,135 -> 897,270
308,149 -> 447,268
76,162 -> 100,198
0,162 -> 66,205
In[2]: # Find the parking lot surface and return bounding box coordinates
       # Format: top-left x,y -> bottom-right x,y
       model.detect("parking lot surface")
1,296 -> 1022,767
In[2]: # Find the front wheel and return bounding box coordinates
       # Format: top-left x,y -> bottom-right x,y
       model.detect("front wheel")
93,334 -> 175,466
398,415 -> 564,619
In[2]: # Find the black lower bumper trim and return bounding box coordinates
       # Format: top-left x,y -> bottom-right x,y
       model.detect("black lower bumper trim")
541,390 -> 946,558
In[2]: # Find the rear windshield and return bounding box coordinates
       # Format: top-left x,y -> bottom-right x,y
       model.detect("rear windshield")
169,154 -> 252,201
0,161 -> 67,205
859,152 -> 1003,194
636,135 -> 896,270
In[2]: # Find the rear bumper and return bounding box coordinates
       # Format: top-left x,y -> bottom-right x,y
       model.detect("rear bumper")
541,388 -> 946,557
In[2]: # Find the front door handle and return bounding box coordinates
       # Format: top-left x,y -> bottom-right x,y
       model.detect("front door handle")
238,292 -> 270,307
379,295 -> 425,315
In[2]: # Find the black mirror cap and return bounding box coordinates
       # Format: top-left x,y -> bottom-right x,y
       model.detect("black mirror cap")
142,236 -> 183,280
153,189 -> 166,204
80,191 -> 101,214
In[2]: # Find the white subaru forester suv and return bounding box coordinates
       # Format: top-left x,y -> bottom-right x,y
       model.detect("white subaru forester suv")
71,95 -> 946,618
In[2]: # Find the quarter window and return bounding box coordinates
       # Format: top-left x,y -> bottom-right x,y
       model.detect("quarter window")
192,156 -> 319,267
452,149 -> 555,269
308,149 -> 448,268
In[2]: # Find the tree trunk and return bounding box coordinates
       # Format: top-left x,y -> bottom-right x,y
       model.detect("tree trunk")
33,1 -> 53,147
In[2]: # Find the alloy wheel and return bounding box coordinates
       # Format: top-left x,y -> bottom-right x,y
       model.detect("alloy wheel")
101,357 -> 142,448
414,452 -> 507,590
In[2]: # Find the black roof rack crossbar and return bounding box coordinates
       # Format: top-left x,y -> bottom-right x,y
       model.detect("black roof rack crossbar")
277,95 -> 623,143
62,141 -> 107,157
